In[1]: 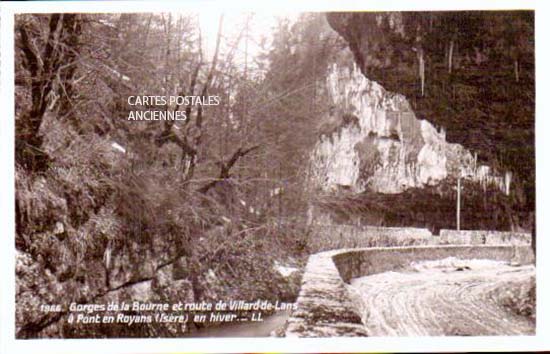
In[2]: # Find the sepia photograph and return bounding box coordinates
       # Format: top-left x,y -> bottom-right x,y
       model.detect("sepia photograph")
12,7 -> 536,342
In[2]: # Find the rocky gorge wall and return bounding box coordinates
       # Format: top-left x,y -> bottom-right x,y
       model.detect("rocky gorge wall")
324,11 -> 534,213
309,54 -> 510,195
16,248 -> 195,338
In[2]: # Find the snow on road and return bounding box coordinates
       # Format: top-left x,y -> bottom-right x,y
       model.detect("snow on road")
349,257 -> 535,336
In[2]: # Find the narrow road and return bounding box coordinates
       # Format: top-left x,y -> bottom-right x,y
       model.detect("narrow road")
349,258 -> 535,336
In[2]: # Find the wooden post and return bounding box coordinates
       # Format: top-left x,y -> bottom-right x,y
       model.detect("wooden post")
457,176 -> 461,231
419,49 -> 425,97
448,40 -> 454,74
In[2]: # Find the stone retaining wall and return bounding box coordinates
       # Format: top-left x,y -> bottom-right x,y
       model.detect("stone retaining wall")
439,229 -> 531,245
308,225 -> 531,253
284,245 -> 534,337
284,249 -> 368,337
308,224 -> 436,252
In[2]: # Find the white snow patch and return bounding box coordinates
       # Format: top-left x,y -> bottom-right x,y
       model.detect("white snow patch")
111,142 -> 126,153
98,19 -> 117,28
270,187 -> 283,198
104,64 -> 131,82
274,261 -> 298,277
206,269 -> 217,281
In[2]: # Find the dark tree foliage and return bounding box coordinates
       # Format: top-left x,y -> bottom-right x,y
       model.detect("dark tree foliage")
15,14 -> 84,171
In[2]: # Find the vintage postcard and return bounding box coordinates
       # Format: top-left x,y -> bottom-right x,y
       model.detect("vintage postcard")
1,0 -> 548,353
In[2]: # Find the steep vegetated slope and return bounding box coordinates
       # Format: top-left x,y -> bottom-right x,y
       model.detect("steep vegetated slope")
14,13 -> 304,338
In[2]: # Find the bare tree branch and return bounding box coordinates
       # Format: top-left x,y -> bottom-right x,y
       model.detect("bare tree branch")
198,144 -> 260,194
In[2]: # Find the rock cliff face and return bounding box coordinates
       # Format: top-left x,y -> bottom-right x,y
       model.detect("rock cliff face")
324,11 -> 534,211
310,54 -> 510,195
